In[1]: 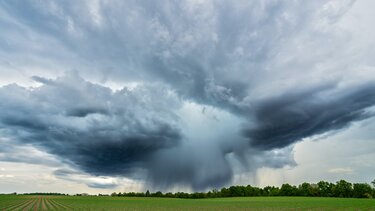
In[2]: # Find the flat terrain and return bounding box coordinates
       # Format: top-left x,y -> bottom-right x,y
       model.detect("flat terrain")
0,195 -> 374,210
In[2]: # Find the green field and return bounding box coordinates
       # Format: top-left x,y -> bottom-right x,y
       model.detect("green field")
0,195 -> 374,210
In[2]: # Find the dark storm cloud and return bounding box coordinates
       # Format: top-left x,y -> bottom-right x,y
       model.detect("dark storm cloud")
244,83 -> 375,150
0,73 -> 298,191
0,73 -> 182,177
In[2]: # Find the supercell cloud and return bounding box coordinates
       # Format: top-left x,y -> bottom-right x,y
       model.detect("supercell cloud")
1,0 -> 375,191
0,73 -> 182,177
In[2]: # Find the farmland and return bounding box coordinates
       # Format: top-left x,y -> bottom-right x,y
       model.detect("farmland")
0,195 -> 374,210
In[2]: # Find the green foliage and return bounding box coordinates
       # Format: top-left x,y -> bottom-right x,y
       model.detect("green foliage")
333,180 -> 353,198
263,186 -> 280,196
317,181 -> 334,197
298,182 -> 318,197
352,183 -> 373,198
12,180 -> 375,200
22,192 -> 68,196
280,184 -> 298,196
109,179 -> 375,199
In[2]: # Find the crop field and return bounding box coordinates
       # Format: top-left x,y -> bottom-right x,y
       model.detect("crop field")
0,195 -> 375,210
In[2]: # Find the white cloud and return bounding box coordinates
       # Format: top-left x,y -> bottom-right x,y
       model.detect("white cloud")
328,168 -> 354,174
0,175 -> 14,178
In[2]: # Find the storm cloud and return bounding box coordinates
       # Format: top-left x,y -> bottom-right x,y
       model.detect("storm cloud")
244,83 -> 375,150
1,0 -> 375,191
0,73 -> 182,177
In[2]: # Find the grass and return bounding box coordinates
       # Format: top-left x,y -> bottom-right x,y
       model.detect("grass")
0,195 -> 374,210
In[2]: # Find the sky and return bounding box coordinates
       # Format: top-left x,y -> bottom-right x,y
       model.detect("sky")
0,0 -> 375,194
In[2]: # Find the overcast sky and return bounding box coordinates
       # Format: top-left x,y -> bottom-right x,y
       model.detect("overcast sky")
1,0 -> 375,194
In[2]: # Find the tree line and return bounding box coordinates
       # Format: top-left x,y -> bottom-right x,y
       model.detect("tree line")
111,179 -> 375,199
22,193 -> 68,196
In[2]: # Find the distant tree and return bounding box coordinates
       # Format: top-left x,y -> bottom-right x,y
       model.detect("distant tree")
190,192 -> 206,198
298,182 -> 318,196
333,180 -> 353,198
212,189 -> 220,197
175,192 -> 189,198
136,192 -> 145,197
371,179 -> 375,188
352,183 -> 373,198
105,179 -> 373,199
280,184 -> 298,196
220,187 -> 230,197
245,185 -> 261,196
165,192 -> 174,198
229,186 -> 246,197
317,181 -> 334,197
154,191 -> 163,197
263,186 -> 280,196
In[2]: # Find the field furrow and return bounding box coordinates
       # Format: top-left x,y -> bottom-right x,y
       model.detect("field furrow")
20,197 -> 38,211
45,198 -> 64,210
44,197 -> 57,210
49,198 -> 73,210
0,201 -> 18,209
1,196 -> 375,210
0,200 -> 26,210
40,197 -> 47,210
33,197 -> 42,211
3,199 -> 33,211
6,198 -> 31,211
